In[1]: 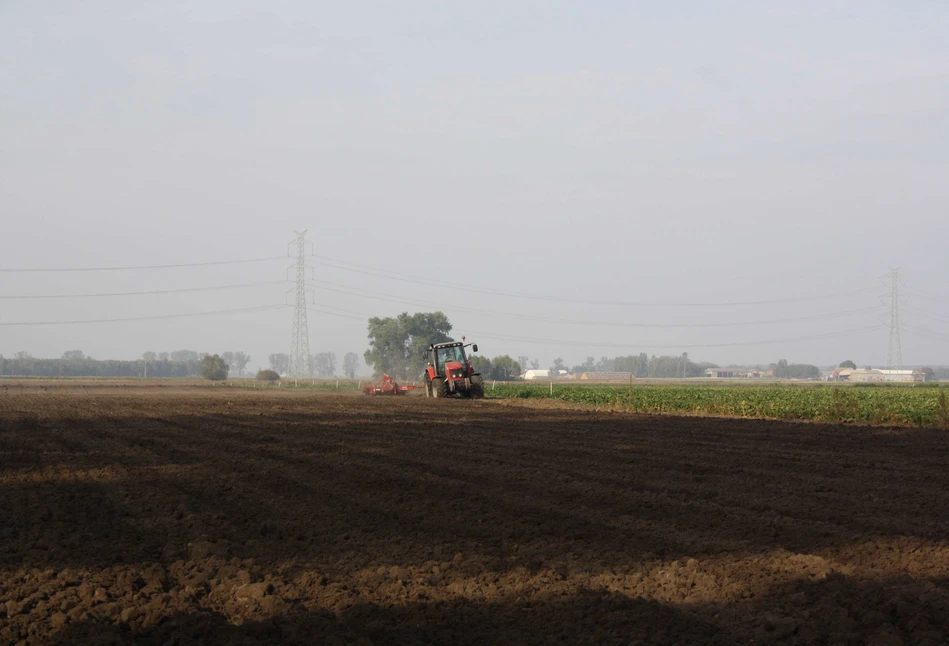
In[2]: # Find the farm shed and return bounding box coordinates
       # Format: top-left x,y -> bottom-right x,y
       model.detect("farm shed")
523,369 -> 551,380
705,368 -> 763,379
706,368 -> 740,378
580,372 -> 633,380
834,369 -> 924,383
834,369 -> 885,382
879,369 -> 922,382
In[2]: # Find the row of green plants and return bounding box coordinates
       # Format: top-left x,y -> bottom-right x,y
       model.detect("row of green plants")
491,383 -> 949,428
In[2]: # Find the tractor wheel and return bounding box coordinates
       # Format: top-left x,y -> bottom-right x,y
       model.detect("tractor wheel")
434,378 -> 450,398
425,379 -> 433,398
470,375 -> 485,399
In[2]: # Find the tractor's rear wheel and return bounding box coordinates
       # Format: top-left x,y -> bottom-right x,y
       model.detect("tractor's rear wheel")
470,375 -> 485,399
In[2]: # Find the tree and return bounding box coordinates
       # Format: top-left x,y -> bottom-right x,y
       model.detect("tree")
594,356 -> 614,372
233,352 -> 251,376
171,350 -> 200,363
256,369 -> 280,381
469,355 -> 492,377
839,360 -> 857,369
220,351 -> 251,377
530,358 -> 540,370
200,354 -> 229,381
269,353 -> 290,375
342,352 -> 360,378
142,351 -> 157,363
310,352 -> 337,377
403,312 -> 453,375
773,359 -> 820,379
920,367 -> 936,382
62,350 -> 85,361
490,355 -> 521,380
364,311 -> 452,379
549,357 -> 566,374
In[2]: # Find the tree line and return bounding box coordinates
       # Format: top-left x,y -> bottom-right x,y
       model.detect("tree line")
0,350 -> 222,378
544,354 -> 717,378
266,352 -> 361,378
0,349 -> 365,379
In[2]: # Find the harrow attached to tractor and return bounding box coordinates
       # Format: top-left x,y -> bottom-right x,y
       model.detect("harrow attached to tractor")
362,374 -> 417,396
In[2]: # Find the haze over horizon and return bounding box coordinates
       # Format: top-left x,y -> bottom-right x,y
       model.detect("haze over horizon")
2,1 -> 948,374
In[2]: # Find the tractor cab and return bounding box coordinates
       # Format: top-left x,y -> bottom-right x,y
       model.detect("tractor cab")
433,343 -> 469,376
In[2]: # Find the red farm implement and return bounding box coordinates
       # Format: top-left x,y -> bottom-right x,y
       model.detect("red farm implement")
362,374 -> 418,396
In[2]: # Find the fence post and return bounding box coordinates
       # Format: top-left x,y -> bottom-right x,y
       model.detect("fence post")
550,380 -> 553,396
493,380 -> 496,391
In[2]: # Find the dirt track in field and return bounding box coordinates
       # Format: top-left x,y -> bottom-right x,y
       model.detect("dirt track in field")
1,385 -> 949,645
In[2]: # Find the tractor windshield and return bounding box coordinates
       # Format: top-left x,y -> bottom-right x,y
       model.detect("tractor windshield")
436,345 -> 465,372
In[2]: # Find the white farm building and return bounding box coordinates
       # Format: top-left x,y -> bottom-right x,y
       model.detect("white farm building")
833,368 -> 924,383
523,369 -> 551,380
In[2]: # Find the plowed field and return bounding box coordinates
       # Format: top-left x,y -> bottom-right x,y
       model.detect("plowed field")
2,384 -> 949,644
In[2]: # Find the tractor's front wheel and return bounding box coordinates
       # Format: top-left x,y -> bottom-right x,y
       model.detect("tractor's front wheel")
431,378 -> 446,398
470,375 -> 485,399
425,378 -> 433,398
433,378 -> 450,398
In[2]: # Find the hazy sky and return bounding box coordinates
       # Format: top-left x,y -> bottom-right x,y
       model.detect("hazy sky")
2,1 -> 948,373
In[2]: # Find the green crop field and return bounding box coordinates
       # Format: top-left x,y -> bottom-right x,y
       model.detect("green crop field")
491,382 -> 949,428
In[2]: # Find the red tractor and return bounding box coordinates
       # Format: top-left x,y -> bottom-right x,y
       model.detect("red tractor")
423,337 -> 485,398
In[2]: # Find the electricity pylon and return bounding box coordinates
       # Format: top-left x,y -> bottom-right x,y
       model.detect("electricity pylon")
886,268 -> 902,371
288,231 -> 310,378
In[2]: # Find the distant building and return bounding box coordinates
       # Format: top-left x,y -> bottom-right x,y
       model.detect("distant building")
580,372 -> 633,380
832,368 -> 923,383
704,368 -> 762,379
834,368 -> 885,382
523,369 -> 551,380
879,369 -> 921,382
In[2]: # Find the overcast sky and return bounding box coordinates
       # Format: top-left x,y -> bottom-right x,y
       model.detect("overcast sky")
2,1 -> 948,373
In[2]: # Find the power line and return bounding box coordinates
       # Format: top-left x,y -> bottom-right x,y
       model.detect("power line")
904,289 -> 949,305
0,256 -> 287,273
467,325 -> 886,350
307,279 -> 883,329
311,254 -> 878,307
903,324 -> 949,344
307,306 -> 365,322
305,304 -> 883,350
0,304 -> 289,327
0,280 -> 286,299
905,307 -> 949,326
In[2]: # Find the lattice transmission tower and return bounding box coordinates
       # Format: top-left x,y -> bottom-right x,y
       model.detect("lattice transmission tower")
288,231 -> 311,378
885,268 -> 902,371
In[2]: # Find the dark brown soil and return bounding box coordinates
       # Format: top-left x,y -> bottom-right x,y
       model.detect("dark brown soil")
1,384 -> 948,644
